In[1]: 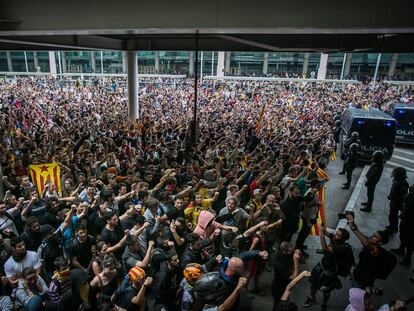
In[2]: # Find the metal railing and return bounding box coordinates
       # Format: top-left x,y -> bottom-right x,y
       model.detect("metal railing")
203,75 -> 361,84
0,71 -> 187,79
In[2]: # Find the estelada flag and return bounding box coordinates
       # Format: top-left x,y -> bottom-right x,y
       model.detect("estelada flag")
255,101 -> 268,134
28,163 -> 61,196
297,165 -> 329,236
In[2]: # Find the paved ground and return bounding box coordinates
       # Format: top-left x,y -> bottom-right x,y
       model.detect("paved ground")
246,146 -> 414,311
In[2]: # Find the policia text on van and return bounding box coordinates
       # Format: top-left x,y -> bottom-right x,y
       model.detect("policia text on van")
340,107 -> 397,161
388,105 -> 414,144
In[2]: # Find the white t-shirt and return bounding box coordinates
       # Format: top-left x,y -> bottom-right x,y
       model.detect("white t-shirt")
4,251 -> 42,278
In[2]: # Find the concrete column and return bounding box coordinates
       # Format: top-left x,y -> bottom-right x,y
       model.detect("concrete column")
388,53 -> 398,78
343,53 -> 352,78
263,52 -> 269,75
189,51 -> 195,76
302,53 -> 310,76
225,52 -> 231,75
216,51 -> 225,77
33,52 -> 39,71
373,53 -> 382,82
61,51 -> 67,73
317,53 -> 328,80
48,51 -> 57,76
6,51 -> 13,72
154,51 -> 160,73
127,51 -> 139,123
91,51 -> 97,72
122,52 -> 127,74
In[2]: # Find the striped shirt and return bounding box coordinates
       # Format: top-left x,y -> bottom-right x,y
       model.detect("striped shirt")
48,279 -> 71,303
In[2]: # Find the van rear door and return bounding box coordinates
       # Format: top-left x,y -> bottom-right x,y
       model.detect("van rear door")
351,118 -> 396,160
393,108 -> 414,143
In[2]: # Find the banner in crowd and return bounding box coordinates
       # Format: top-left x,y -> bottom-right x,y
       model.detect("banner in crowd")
28,162 -> 61,196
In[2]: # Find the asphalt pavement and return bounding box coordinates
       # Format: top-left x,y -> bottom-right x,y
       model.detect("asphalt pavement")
249,146 -> 414,311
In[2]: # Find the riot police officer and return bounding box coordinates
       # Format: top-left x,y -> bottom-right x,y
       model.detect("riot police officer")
339,132 -> 361,174
333,120 -> 341,151
342,143 -> 360,189
361,151 -> 384,212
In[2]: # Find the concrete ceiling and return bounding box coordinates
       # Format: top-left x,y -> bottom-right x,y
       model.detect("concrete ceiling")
1,0 -> 414,52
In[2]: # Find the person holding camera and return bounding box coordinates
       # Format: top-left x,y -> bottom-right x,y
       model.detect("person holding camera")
303,224 -> 354,310
346,214 -> 396,289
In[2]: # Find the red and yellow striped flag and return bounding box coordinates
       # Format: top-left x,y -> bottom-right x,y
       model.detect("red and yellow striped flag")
255,101 -> 268,134
28,163 -> 61,196
297,167 -> 329,236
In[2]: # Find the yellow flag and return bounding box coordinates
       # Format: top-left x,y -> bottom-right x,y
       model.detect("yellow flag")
28,163 -> 61,196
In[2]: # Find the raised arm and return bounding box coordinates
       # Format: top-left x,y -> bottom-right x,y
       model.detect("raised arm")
280,271 -> 311,301
346,214 -> 369,247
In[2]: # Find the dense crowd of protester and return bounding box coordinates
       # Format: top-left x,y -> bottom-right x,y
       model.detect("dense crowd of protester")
0,76 -> 413,311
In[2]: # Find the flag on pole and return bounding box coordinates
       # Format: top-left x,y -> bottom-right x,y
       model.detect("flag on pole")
255,101 -> 268,134
297,167 -> 329,236
28,163 -> 61,196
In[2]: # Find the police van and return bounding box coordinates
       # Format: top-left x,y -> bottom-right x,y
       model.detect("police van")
340,107 -> 397,161
388,105 -> 414,144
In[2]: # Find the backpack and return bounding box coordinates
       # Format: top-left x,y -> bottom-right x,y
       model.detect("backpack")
375,248 -> 397,280
112,278 -> 137,308
176,283 -> 196,310
335,243 -> 355,277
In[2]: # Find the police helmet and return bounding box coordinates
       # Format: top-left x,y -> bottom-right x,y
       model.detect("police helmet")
333,115 -> 341,121
194,272 -> 226,303
349,143 -> 359,152
351,132 -> 359,139
334,120 -> 341,126
372,151 -> 384,164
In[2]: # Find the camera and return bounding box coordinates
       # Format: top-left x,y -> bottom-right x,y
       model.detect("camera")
365,287 -> 383,296
338,211 -> 355,220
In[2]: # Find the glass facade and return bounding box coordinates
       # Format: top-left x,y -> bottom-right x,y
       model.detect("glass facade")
1,50 -> 414,80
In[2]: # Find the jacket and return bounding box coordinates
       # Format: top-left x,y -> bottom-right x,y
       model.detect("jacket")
193,210 -> 220,240
122,246 -> 143,272
345,288 -> 366,311
388,180 -> 409,205
365,163 -> 383,186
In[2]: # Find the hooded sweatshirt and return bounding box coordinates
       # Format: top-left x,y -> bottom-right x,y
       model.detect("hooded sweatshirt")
193,210 -> 220,240
345,288 -> 366,311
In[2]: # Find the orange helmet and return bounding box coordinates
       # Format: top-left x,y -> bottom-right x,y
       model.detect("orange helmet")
183,263 -> 204,285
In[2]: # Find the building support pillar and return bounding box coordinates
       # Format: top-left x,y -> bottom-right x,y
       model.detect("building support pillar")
189,51 -> 195,76
343,53 -> 352,78
373,53 -> 382,82
216,52 -> 225,77
225,52 -> 231,75
127,51 -> 139,123
91,51 -> 97,72
317,53 -> 328,80
61,51 -> 67,73
263,52 -> 269,75
6,51 -> 13,72
48,51 -> 57,76
302,53 -> 310,77
121,52 -> 127,74
33,52 -> 39,71
154,51 -> 160,73
388,53 -> 398,78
